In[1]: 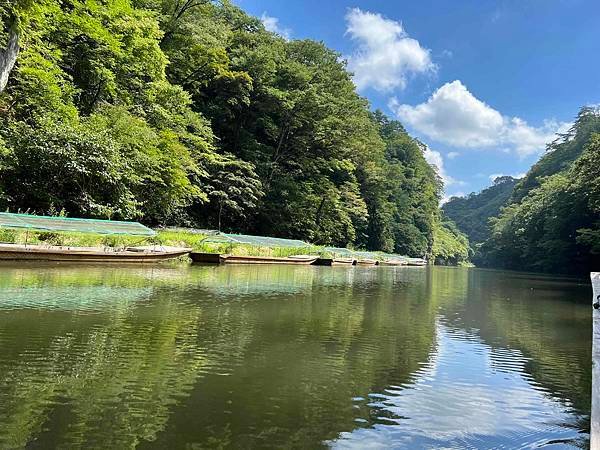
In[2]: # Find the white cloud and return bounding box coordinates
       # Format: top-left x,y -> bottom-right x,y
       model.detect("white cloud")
390,80 -> 570,157
447,151 -> 460,159
423,147 -> 467,205
503,117 -> 568,157
423,147 -> 465,187
345,8 -> 435,92
261,13 -> 291,39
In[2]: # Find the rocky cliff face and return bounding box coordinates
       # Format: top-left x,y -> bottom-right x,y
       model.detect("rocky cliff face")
0,28 -> 19,93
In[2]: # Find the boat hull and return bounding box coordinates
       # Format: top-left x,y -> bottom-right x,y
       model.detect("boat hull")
355,259 -> 378,266
220,254 -> 318,265
379,260 -> 408,266
406,260 -> 427,266
332,257 -> 355,266
313,257 -> 355,266
0,244 -> 191,263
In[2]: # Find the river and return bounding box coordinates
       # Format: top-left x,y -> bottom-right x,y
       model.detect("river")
0,264 -> 592,448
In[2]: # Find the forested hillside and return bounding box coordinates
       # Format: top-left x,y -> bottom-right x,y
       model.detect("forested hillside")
0,0 -> 468,261
476,107 -> 600,274
442,176 -> 518,244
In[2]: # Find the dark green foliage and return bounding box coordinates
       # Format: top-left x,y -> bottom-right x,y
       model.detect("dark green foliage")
0,0 -> 461,260
431,216 -> 471,266
0,120 -> 136,218
443,176 -> 518,244
370,112 -> 442,256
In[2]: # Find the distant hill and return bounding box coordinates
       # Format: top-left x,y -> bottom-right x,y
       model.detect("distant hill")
442,176 -> 518,244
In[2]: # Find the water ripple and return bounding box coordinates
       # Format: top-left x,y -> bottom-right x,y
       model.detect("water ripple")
331,320 -> 588,449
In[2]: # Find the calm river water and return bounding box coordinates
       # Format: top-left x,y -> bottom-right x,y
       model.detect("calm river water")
0,264 -> 592,449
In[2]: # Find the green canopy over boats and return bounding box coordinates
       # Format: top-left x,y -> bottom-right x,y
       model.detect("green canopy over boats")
0,212 -> 156,236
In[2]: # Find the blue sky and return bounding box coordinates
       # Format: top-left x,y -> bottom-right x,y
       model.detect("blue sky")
236,0 -> 600,200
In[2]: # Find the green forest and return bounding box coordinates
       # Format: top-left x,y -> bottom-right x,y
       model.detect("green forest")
0,0 -> 469,263
444,107 -> 600,275
4,0 -> 595,274
443,176 -> 518,245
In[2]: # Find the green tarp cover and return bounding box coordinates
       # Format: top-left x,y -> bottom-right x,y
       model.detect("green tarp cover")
0,213 -> 156,236
324,247 -> 355,256
203,233 -> 310,248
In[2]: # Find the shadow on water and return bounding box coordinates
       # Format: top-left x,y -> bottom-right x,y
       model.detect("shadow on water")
0,264 -> 592,448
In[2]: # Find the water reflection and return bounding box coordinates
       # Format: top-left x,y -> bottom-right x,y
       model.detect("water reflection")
0,265 -> 591,448
332,322 -> 587,449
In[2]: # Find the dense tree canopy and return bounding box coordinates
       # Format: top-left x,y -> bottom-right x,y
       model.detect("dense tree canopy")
0,0 -> 466,260
443,176 -> 518,245
461,107 -> 600,275
431,216 -> 470,266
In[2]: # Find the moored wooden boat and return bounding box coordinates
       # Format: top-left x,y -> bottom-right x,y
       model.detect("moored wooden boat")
314,257 -> 356,266
406,258 -> 427,266
332,257 -> 355,266
191,253 -> 319,265
379,259 -> 408,266
220,254 -> 318,265
0,243 -> 191,263
355,258 -> 378,266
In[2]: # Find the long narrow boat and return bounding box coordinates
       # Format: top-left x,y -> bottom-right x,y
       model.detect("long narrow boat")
355,259 -> 378,266
219,254 -> 318,265
379,259 -> 408,266
190,252 -> 318,265
332,257 -> 355,266
406,258 -> 427,266
0,243 -> 191,263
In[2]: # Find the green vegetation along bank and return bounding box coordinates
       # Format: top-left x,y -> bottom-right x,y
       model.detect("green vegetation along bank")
0,227 -> 449,264
444,107 -> 600,275
0,0 -> 468,265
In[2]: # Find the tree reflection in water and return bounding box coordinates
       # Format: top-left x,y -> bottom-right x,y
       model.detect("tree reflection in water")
0,265 -> 591,448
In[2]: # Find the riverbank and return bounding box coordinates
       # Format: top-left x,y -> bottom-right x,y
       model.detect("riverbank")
0,227 -> 436,264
